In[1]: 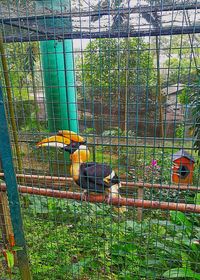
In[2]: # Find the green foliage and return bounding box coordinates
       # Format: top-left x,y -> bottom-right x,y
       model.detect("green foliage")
178,88 -> 192,105
191,80 -> 200,157
17,199 -> 200,280
0,234 -> 22,279
168,71 -> 200,157
23,44 -> 38,74
102,127 -> 123,137
127,147 -> 173,183
102,127 -> 135,137
15,100 -> 47,132
0,42 -> 39,100
163,268 -> 200,279
164,57 -> 198,84
161,34 -> 200,84
161,211 -> 200,278
83,127 -> 96,135
175,124 -> 185,138
78,38 -> 156,101
195,193 -> 200,205
4,250 -> 14,270
21,117 -> 47,133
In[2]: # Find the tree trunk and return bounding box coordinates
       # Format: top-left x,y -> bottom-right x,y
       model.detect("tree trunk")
156,36 -> 164,138
30,65 -> 40,131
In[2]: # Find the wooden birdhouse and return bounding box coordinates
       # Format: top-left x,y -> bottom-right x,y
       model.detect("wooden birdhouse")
172,149 -> 195,185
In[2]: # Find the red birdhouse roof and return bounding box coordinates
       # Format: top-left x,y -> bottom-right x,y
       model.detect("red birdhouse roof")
172,149 -> 195,163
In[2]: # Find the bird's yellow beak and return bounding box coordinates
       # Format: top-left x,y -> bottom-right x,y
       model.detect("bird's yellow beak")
36,135 -> 71,148
36,130 -> 86,148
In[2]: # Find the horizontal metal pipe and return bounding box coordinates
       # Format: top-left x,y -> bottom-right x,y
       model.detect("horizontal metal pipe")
0,183 -> 199,213
0,173 -> 198,191
13,140 -> 196,151
9,132 -> 194,143
9,134 -> 195,151
3,26 -> 200,43
124,181 -> 199,191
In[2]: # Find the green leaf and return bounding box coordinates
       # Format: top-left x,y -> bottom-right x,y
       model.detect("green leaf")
12,246 -> 23,252
152,242 -> 178,255
181,252 -> 190,269
71,257 -> 92,275
163,268 -> 200,279
0,255 -> 5,261
195,193 -> 200,205
170,211 -> 192,231
146,258 -> 165,267
5,250 -> 15,269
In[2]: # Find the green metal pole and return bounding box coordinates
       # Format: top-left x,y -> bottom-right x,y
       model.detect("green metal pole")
0,86 -> 32,279
0,35 -> 23,173
36,0 -> 78,174
63,39 -> 79,132
36,0 -> 78,133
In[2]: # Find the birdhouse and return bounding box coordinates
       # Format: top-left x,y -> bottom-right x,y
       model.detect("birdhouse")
172,149 -> 195,185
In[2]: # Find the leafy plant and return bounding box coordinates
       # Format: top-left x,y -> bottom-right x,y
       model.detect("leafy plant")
0,234 -> 22,280
176,124 -> 185,138
178,88 -> 192,105
83,127 -> 96,135
162,211 -> 200,279
77,38 -> 156,102
164,56 -> 199,85
195,193 -> 200,205
102,128 -> 135,138
102,127 -> 123,137
191,79 -> 200,157
0,42 -> 39,100
163,268 -> 200,279
13,194 -> 199,280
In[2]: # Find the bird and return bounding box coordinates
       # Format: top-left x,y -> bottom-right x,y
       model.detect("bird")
37,130 -> 126,213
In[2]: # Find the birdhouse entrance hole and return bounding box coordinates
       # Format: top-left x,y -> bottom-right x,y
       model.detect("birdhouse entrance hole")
178,165 -> 189,179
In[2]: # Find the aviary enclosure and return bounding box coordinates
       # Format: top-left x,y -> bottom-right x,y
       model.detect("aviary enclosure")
0,0 -> 200,279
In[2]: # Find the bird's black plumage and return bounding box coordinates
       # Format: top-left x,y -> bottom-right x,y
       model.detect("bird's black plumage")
75,162 -> 119,193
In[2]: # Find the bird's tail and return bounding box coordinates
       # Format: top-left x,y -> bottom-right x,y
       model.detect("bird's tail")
109,183 -> 127,214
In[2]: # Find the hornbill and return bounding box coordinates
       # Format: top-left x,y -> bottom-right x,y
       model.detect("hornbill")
37,130 -> 126,213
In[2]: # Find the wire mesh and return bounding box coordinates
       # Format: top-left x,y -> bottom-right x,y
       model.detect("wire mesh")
0,0 -> 200,279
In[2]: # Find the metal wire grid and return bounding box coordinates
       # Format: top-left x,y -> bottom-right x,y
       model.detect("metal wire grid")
1,1 -> 200,42
0,0 -> 200,279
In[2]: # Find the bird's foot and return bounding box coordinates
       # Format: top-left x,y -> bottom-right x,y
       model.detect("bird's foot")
81,190 -> 89,202
105,193 -> 112,205
105,193 -> 127,213
105,193 -> 119,207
